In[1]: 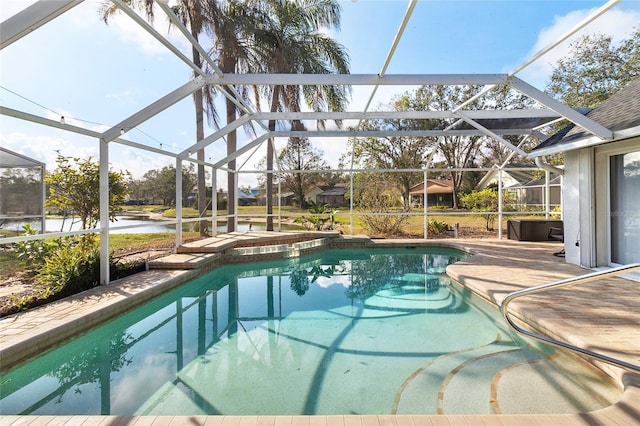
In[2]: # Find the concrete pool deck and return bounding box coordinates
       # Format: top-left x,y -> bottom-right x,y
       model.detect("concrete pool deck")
1,234 -> 639,425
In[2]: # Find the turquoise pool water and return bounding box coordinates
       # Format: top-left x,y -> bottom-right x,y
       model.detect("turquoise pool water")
0,248 -> 621,415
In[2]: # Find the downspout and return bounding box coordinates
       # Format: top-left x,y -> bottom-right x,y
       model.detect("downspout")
534,156 -> 564,176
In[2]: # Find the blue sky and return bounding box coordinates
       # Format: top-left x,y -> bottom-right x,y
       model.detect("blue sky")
1,0 -> 639,188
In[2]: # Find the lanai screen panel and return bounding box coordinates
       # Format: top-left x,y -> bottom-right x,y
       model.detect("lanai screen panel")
0,147 -> 45,231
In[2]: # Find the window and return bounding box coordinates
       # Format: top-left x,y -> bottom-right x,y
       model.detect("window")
610,151 -> 640,264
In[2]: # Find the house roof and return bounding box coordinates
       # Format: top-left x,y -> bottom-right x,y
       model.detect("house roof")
409,179 -> 454,195
531,78 -> 640,157
450,116 -> 559,132
318,187 -> 348,196
507,173 -> 563,188
475,167 -> 538,189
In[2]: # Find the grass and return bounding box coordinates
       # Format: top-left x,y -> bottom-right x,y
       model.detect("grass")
0,251 -> 22,280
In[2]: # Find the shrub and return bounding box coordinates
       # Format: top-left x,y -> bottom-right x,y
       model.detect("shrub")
14,224 -> 61,267
356,182 -> 408,236
427,219 -> 450,234
36,235 -> 101,298
460,189 -> 515,231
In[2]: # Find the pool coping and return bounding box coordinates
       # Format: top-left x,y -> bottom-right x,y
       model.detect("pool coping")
1,234 -> 639,424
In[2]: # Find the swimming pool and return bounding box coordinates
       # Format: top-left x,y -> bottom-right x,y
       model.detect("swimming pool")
0,248 -> 621,415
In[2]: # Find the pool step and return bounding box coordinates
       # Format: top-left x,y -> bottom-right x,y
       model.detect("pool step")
393,336 -> 516,414
148,231 -> 364,271
177,231 -> 341,254
147,252 -> 222,270
438,346 -> 539,414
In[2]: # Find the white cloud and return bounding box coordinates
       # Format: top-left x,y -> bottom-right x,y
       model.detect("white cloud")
107,4 -> 192,57
0,132 -> 97,171
106,89 -> 133,103
516,8 -> 640,89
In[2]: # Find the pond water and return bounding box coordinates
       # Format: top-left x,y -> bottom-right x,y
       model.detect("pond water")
3,216 -> 300,235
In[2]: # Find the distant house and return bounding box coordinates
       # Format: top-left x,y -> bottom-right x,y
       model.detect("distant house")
256,192 -> 296,207
409,179 -> 454,208
305,185 -> 332,205
529,77 -> 640,268
316,186 -> 349,208
476,168 -> 562,209
237,190 -> 257,206
476,168 -> 537,190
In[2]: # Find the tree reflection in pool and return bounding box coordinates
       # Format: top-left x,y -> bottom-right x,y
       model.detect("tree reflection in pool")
0,248 -> 622,416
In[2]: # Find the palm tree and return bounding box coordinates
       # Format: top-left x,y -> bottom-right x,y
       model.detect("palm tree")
101,0 -> 210,236
203,0 -> 263,232
250,0 -> 351,230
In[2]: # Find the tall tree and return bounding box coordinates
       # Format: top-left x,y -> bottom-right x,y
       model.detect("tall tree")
141,164 -> 198,206
101,0 -> 210,235
546,28 -> 640,108
251,0 -> 350,230
278,135 -> 329,208
343,93 -> 435,210
204,0 -> 262,232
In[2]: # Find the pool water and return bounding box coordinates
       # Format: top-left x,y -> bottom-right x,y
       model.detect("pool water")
0,248 -> 621,415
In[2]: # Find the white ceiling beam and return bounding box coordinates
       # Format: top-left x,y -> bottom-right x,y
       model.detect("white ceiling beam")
110,0 -> 204,77
456,112 -> 529,157
153,0 -> 265,128
363,0 -> 418,112
509,77 -> 613,140
500,135 -> 531,168
272,129 -> 533,138
101,76 -> 207,142
212,134 -> 270,168
154,0 -> 223,77
178,114 -> 253,160
0,106 -> 216,163
451,0 -> 621,109
0,0 -> 84,50
509,0 -> 621,77
206,74 -> 509,86
254,109 -> 560,121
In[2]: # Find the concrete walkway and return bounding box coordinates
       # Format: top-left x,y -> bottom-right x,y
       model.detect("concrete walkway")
1,237 -> 639,425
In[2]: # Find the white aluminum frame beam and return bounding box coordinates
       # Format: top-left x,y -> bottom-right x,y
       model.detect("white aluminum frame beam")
510,77 -> 613,140
452,0 -> 621,111
0,0 -> 84,50
212,134 -> 270,168
178,114 -> 253,159
101,76 -> 207,142
0,106 -> 192,159
110,0 -> 205,77
154,0 -> 267,131
206,74 -> 509,86
272,129 -> 533,138
456,111 -> 528,157
254,109 -> 560,121
363,0 -> 418,112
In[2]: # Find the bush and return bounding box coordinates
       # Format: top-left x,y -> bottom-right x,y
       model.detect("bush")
427,219 -> 449,234
36,235 -> 101,298
14,224 -> 61,267
357,183 -> 408,236
460,189 -> 514,231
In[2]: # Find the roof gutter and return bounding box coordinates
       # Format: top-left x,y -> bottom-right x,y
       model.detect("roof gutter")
534,156 -> 564,176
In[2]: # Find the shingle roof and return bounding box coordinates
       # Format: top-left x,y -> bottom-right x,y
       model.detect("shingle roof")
408,179 -> 454,195
318,187 -> 348,196
531,78 -> 640,156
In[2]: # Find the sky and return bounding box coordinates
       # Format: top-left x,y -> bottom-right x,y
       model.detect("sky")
1,0 -> 640,188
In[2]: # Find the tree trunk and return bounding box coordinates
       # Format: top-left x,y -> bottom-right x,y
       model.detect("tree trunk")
226,98 -> 236,232
266,87 -> 280,231
191,37 -> 207,237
